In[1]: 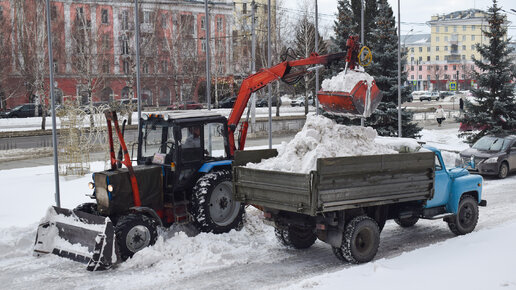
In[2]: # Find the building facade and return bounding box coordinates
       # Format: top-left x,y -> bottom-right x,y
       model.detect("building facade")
404,9 -> 508,92
0,0 -> 234,110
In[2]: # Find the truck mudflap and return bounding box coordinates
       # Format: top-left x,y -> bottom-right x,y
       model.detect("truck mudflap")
479,200 -> 487,207
33,206 -> 118,271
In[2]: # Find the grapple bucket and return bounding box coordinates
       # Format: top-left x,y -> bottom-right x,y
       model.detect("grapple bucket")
318,79 -> 382,117
33,206 -> 117,271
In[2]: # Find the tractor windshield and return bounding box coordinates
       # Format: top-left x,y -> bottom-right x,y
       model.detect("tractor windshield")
141,122 -> 174,158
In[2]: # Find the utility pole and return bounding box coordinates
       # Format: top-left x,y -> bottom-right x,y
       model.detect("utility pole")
360,0 -> 365,127
45,0 -> 60,207
397,0 -> 402,137
134,0 -> 142,128
267,0 -> 272,149
315,0 -> 319,115
205,0 -> 211,110
251,0 -> 256,129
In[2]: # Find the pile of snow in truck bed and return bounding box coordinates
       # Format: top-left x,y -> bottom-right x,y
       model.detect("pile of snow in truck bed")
245,114 -> 399,173
321,69 -> 374,92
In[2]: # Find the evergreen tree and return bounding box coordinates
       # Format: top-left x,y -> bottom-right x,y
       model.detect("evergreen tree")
457,0 -> 516,143
364,0 -> 421,137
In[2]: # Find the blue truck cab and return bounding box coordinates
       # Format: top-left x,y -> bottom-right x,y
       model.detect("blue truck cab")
420,146 -> 487,235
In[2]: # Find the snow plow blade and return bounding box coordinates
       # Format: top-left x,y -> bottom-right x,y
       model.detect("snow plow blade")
317,79 -> 382,117
33,206 -> 117,271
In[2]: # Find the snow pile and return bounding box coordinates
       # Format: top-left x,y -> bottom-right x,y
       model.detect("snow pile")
246,114 -> 397,173
321,69 -> 374,92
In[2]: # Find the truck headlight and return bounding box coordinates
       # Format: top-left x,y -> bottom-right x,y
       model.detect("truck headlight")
107,184 -> 114,192
484,157 -> 498,163
88,182 -> 95,189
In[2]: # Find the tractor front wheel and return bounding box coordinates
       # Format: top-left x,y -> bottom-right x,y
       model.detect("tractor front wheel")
115,214 -> 158,260
192,170 -> 245,234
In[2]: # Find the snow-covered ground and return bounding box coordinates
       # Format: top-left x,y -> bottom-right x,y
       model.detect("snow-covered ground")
1,126 -> 516,289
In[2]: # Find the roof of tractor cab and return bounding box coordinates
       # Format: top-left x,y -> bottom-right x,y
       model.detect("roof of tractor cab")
143,111 -> 227,125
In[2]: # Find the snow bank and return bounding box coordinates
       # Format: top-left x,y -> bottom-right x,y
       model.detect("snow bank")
246,114 -> 397,173
321,69 -> 374,92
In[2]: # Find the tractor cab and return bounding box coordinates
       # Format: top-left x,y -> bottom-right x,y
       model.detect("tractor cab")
137,112 -> 231,196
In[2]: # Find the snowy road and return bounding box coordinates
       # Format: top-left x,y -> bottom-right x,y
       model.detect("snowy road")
1,127 -> 516,289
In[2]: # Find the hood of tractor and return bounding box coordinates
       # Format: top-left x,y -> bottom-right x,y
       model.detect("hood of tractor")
94,165 -> 164,216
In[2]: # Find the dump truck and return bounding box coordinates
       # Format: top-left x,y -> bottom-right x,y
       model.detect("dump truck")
233,147 -> 486,264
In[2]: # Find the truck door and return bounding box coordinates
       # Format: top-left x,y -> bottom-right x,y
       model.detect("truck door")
426,154 -> 450,208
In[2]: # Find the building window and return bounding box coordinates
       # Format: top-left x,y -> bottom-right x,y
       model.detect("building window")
143,62 -> 149,74
436,46 -> 439,51
471,54 -> 474,60
471,65 -> 475,70
427,75 -> 431,80
161,60 -> 168,73
471,45 -> 475,50
121,38 -> 129,55
161,13 -> 167,28
201,16 -> 205,30
453,26 -> 457,32
444,36 -> 448,41
427,56 -> 430,61
435,65 -> 439,71
436,26 -> 440,33
411,57 -> 414,62
143,11 -> 151,24
418,56 -> 422,62
51,5 -> 57,20
444,46 -> 448,51
462,35 -> 466,41
180,14 -> 194,35
123,60 -> 130,74
463,25 -> 466,31
101,9 -> 109,24
243,3 -> 247,14
436,55 -> 439,61
122,10 -> 129,30
201,39 -> 207,52
427,47 -> 430,52
419,65 -> 422,71
102,34 -> 110,49
410,47 -> 414,53
471,25 -> 475,30
453,65 -> 457,70
436,36 -> 439,42
462,74 -> 465,79
53,59 -> 58,73
102,62 -> 110,74
444,65 -> 448,70
445,26 -> 448,32
411,75 -> 414,80
471,35 -> 475,41
462,45 -> 466,50
419,47 -> 422,52
418,75 -> 422,80
462,55 -> 466,60
411,65 -> 414,71
217,17 -> 223,32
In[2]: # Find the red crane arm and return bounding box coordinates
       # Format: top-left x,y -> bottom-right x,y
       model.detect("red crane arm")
227,51 -> 348,155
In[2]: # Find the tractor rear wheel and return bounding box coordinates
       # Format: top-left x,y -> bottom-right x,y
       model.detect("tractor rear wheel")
191,170 -> 245,234
115,214 -> 158,260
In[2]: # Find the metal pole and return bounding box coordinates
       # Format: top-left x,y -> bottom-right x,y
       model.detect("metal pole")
397,0 -> 402,137
360,0 -> 365,127
205,0 -> 211,110
267,0 -> 272,149
45,0 -> 60,207
251,0 -> 256,128
134,0 -> 142,128
315,0 -> 319,116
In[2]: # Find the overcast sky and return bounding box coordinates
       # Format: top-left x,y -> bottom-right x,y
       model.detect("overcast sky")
285,0 -> 516,39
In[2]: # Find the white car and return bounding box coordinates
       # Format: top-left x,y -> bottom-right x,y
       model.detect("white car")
420,91 -> 440,101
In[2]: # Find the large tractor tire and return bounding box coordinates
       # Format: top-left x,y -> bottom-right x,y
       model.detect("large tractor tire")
191,170 -> 245,234
332,216 -> 380,264
115,213 -> 158,260
275,225 -> 317,249
447,195 -> 479,236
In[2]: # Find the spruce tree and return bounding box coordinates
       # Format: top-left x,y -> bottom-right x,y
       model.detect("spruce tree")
364,0 -> 421,137
458,0 -> 516,143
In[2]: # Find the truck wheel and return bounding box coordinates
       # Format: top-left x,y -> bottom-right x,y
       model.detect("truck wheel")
191,170 -> 245,234
447,195 -> 479,236
74,202 -> 99,215
394,216 -> 419,228
498,162 -> 509,179
333,216 -> 380,264
275,225 -> 317,249
115,214 -> 158,260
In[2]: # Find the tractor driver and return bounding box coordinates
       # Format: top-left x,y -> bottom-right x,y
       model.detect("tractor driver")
183,126 -> 201,148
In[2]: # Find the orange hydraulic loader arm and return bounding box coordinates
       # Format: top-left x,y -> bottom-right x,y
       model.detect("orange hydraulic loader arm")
227,51 -> 350,156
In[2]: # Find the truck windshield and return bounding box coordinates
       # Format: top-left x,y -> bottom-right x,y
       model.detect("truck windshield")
472,136 -> 505,151
141,122 -> 174,158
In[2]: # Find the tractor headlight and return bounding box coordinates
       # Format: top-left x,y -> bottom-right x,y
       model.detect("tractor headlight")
88,182 -> 95,189
484,157 -> 498,163
107,184 -> 114,192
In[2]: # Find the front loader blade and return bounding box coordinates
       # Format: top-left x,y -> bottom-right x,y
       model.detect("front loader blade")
33,206 -> 117,271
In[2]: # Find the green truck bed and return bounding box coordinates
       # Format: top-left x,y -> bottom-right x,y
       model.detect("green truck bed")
233,149 -> 435,216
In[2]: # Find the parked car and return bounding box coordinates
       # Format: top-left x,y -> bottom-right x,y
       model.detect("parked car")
439,91 -> 454,99
167,101 -> 204,110
217,96 -> 237,108
410,91 -> 426,102
256,96 -> 282,107
458,135 -> 516,179
420,91 -> 440,101
0,103 -> 43,118
290,96 -> 313,107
